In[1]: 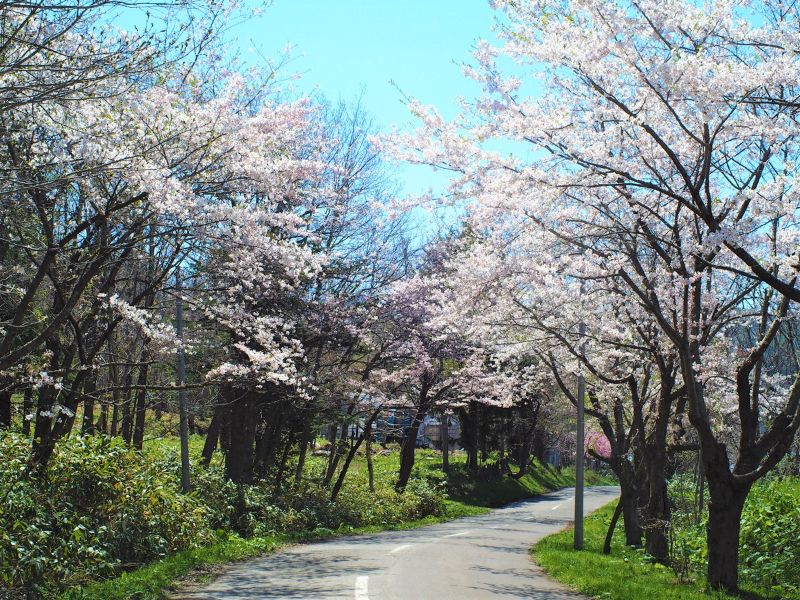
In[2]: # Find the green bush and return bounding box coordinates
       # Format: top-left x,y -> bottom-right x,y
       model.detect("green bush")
739,478 -> 800,597
670,476 -> 800,598
0,432 -> 214,597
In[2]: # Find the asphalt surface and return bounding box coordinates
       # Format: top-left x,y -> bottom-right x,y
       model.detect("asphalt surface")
177,485 -> 619,600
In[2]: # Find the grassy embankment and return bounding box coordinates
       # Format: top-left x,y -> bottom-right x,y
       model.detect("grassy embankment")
533,477 -> 800,600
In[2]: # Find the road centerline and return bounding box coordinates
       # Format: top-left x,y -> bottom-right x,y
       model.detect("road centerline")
354,575 -> 369,600
443,530 -> 471,538
389,543 -> 413,554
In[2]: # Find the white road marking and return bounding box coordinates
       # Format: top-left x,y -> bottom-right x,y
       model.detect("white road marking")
389,544 -> 413,554
551,504 -> 561,510
443,530 -> 471,538
355,575 -> 369,600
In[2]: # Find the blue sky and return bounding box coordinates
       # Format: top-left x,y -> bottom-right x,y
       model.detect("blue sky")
236,0 -> 501,196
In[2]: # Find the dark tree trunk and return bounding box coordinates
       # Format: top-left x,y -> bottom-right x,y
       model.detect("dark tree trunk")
643,375 -> 673,563
98,399 -> 108,434
479,404 -> 489,464
224,389 -> 258,484
324,406 -> 354,486
365,419 -> 375,493
110,395 -> 120,436
22,388 -> 33,435
396,399 -> 428,492
110,378 -> 122,437
294,419 -> 311,485
0,387 -> 11,429
705,461 -> 751,591
441,415 -> 449,473
695,453 -> 705,525
132,362 -> 149,449
620,485 -> 643,546
512,401 -> 538,479
643,451 -> 670,564
274,429 -> 294,495
81,378 -> 97,435
255,403 -> 284,476
120,372 -> 134,443
611,459 -> 644,547
31,375 -> 59,468
201,402 -> 224,466
461,403 -> 479,471
603,499 -> 623,554
644,472 -> 670,562
331,410 -> 379,501
513,436 -> 532,479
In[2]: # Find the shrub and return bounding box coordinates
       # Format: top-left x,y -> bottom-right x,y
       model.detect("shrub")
738,478 -> 800,597
0,432 -> 214,597
0,434 -> 452,597
670,476 -> 800,597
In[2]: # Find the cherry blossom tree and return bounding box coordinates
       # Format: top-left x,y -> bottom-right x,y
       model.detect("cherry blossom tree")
386,0 -> 800,590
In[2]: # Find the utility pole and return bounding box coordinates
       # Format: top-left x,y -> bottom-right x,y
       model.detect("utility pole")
574,319 -> 586,550
176,266 -> 191,493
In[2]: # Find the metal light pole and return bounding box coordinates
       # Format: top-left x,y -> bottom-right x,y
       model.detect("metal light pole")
574,319 -> 586,550
176,266 -> 191,493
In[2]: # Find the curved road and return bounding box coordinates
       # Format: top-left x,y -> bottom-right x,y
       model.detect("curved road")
176,486 -> 619,600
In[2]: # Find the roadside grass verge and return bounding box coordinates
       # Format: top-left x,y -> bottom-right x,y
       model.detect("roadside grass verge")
532,502 -> 791,600
445,458 -> 614,507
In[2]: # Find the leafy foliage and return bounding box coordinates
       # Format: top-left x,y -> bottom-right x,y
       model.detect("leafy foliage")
670,478 -> 800,599
0,432 -> 214,596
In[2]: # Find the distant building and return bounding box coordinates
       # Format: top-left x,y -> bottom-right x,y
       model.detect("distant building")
417,415 -> 460,449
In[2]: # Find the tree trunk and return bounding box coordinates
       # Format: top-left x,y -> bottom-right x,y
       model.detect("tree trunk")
441,415 -> 449,473
132,362 -> 149,449
366,419 -> 375,493
201,403 -> 224,466
644,472 -> 670,562
706,469 -> 750,591
255,404 -> 284,476
464,403 -> 479,470
274,429 -> 294,495
22,388 -> 33,435
98,399 -> 108,434
695,452 -> 705,525
110,395 -> 120,436
294,419 -> 311,485
31,382 -> 58,468
81,378 -> 96,435
515,421 -> 531,478
332,411 -> 379,501
120,372 -> 134,443
0,387 -> 11,428
615,461 -> 644,547
224,389 -> 258,484
604,499 -> 623,554
396,405 -> 427,492
324,407 -> 354,486
109,352 -> 121,436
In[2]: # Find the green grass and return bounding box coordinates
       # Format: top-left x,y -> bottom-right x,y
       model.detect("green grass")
307,445 -> 614,508
446,458 -> 614,507
532,502 -> 789,600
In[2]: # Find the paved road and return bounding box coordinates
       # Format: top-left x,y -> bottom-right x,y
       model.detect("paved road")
177,486 -> 619,600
